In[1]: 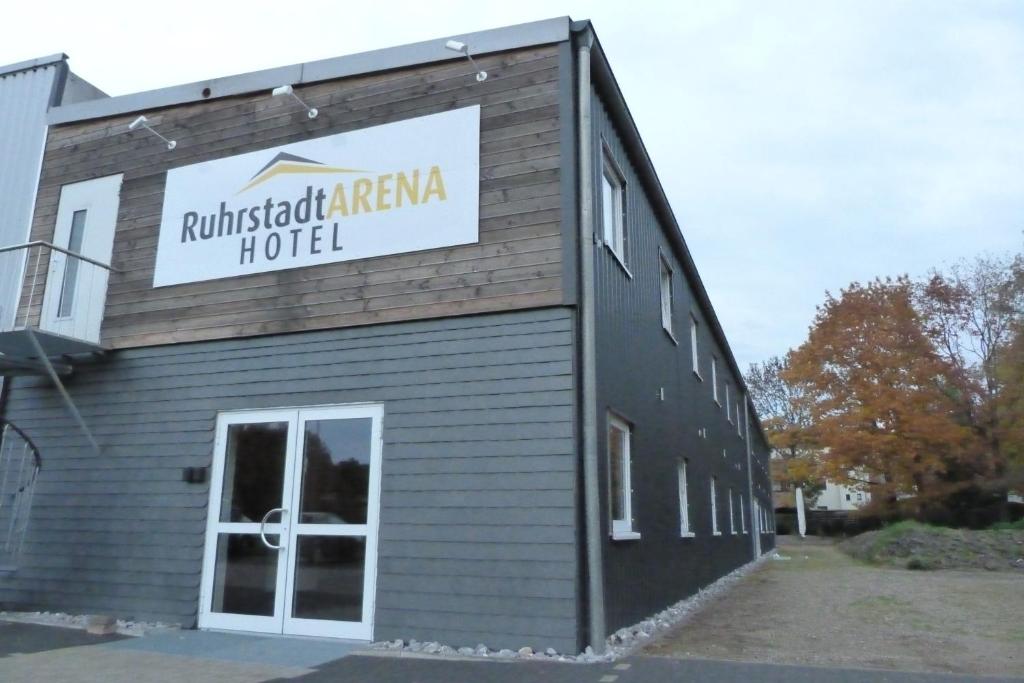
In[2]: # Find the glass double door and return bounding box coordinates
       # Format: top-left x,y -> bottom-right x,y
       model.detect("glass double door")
199,405 -> 383,639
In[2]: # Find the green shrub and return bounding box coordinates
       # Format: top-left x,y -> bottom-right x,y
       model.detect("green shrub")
906,556 -> 934,570
990,519 -> 1024,531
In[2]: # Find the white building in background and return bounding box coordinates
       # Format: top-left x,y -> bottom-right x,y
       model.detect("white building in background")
813,480 -> 871,511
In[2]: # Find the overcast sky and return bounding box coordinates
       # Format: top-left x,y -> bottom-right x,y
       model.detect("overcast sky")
3,1 -> 1022,369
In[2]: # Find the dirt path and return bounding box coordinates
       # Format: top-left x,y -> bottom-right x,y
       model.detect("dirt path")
645,537 -> 1024,678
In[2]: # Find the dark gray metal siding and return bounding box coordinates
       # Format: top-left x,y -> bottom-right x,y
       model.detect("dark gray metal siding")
588,87 -> 757,633
752,430 -> 777,550
0,307 -> 580,652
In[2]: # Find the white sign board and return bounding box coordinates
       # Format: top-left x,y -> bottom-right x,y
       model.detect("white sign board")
153,106 -> 480,287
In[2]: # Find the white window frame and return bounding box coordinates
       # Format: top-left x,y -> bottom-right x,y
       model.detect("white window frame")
729,488 -> 737,534
601,149 -> 628,269
710,477 -> 721,535
608,413 -> 640,541
690,316 -> 701,379
659,254 -> 675,341
740,402 -> 746,441
737,402 -> 742,436
740,495 -> 747,533
678,460 -> 694,538
725,382 -> 733,423
711,356 -> 721,405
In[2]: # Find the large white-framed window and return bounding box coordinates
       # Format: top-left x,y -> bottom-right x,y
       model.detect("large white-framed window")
601,149 -> 627,268
740,495 -> 747,533
736,402 -> 743,436
660,254 -> 675,340
690,316 -> 700,379
710,476 -> 721,535
711,356 -> 719,404
608,413 -> 639,540
729,488 -> 737,534
678,459 -> 693,537
725,382 -> 733,423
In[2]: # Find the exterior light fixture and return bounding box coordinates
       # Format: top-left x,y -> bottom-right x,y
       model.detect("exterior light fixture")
445,40 -> 487,82
272,84 -> 318,119
127,115 -> 176,150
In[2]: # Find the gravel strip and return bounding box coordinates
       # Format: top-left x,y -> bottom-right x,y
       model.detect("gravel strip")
369,551 -> 776,663
0,610 -> 178,637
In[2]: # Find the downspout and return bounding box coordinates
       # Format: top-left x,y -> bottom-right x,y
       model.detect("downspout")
576,27 -> 606,654
743,395 -> 759,558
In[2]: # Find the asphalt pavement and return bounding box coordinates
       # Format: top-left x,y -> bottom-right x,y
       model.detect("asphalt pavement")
2,621 -> 1021,683
270,652 -> 1024,683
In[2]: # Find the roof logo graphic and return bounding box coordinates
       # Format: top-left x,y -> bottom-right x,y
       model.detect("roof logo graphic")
239,152 -> 366,193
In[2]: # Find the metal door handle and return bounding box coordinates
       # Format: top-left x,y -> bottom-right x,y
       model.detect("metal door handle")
259,507 -> 287,550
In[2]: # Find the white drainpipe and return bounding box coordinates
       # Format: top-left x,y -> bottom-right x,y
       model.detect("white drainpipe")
576,29 -> 606,654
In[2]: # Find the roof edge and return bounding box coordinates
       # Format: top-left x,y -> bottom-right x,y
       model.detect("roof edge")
0,53 -> 68,78
573,21 -> 772,447
47,17 -> 571,126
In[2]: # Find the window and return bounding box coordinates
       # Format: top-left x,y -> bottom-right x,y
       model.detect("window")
601,151 -> 626,266
608,413 -> 638,540
729,488 -> 737,534
711,356 -> 719,404
725,382 -> 732,423
737,402 -> 742,436
690,316 -> 700,378
660,255 -> 674,338
710,477 -> 720,535
740,496 -> 747,533
57,209 -> 88,318
678,460 -> 693,537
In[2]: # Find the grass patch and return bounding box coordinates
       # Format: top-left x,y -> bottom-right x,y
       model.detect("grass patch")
990,519 -> 1024,531
840,521 -> 1024,571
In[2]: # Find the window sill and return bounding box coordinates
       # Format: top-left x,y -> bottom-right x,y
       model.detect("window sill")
605,243 -> 633,278
693,370 -> 703,382
662,326 -> 678,345
712,531 -> 722,536
679,531 -> 696,539
611,531 -> 642,541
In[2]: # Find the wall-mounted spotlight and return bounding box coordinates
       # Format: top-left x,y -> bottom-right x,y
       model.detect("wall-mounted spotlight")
272,84 -> 318,119
445,40 -> 487,82
128,115 -> 176,150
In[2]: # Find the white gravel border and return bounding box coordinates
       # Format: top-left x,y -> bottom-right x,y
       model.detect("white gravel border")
0,610 -> 178,637
370,550 -> 776,663
0,551 -> 774,656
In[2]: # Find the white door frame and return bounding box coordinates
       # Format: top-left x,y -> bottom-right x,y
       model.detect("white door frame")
198,404 -> 384,639
199,409 -> 296,634
40,174 -> 122,343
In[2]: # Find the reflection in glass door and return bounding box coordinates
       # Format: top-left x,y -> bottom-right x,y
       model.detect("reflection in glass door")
199,405 -> 383,639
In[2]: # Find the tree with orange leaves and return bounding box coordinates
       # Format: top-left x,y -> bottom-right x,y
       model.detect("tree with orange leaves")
782,277 -> 984,507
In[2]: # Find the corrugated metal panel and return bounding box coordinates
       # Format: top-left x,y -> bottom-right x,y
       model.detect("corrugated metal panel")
1,307 -> 581,652
0,61 -> 59,330
589,86 -> 761,633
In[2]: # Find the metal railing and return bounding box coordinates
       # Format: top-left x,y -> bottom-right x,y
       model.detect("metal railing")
0,241 -> 119,336
0,420 -> 41,568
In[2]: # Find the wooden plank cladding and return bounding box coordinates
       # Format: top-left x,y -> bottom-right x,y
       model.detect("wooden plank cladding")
27,45 -> 566,349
